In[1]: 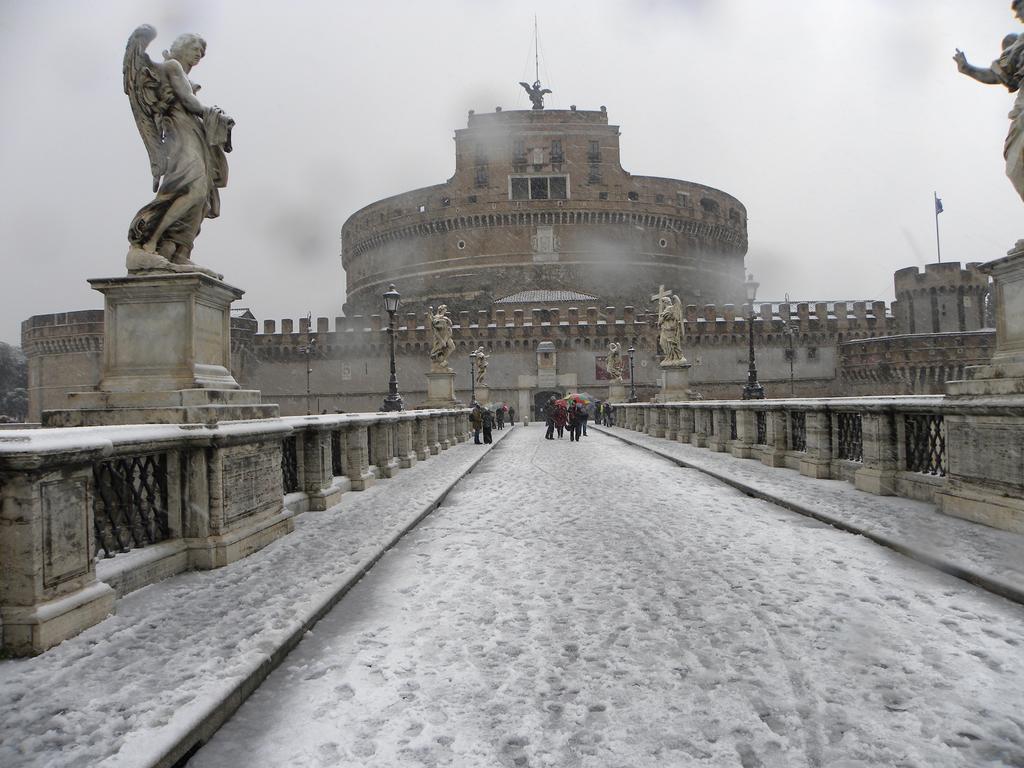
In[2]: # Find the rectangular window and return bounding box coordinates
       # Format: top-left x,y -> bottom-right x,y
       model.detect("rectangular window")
511,177 -> 529,200
513,140 -> 526,164
530,177 -> 548,200
475,167 -> 488,187
549,176 -> 567,200
508,175 -> 570,201
551,140 -> 563,162
588,140 -> 601,161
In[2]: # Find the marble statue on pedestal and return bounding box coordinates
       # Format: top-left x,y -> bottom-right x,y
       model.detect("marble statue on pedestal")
652,288 -> 687,366
123,25 -> 233,279
954,2 -> 1024,204
472,346 -> 489,385
428,305 -> 456,372
606,341 -> 624,382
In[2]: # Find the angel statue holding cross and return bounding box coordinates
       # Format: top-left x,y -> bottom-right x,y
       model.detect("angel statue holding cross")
123,25 -> 234,278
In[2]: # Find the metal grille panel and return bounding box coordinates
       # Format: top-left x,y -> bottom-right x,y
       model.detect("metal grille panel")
93,453 -> 169,558
281,436 -> 300,493
756,412 -> 767,445
790,412 -> 807,452
330,430 -> 344,477
837,413 -> 864,462
729,411 -> 737,440
905,414 -> 946,476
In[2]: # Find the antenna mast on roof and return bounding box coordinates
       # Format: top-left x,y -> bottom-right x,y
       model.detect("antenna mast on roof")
534,15 -> 540,83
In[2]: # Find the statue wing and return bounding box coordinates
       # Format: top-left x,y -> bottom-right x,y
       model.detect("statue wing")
540,88 -> 552,96
672,295 -> 684,321
123,25 -> 168,192
519,81 -> 532,94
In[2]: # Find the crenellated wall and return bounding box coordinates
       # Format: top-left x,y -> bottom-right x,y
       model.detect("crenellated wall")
21,262 -> 997,417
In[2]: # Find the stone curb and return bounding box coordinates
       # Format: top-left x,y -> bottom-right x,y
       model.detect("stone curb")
155,429 -> 512,768
593,425 -> 1024,608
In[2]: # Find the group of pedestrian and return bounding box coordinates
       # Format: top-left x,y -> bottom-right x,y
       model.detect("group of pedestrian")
471,402 -> 515,445
543,396 -> 589,442
595,401 -> 614,426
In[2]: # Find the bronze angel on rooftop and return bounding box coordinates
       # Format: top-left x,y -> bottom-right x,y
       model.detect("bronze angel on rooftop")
519,80 -> 551,110
123,24 -> 234,278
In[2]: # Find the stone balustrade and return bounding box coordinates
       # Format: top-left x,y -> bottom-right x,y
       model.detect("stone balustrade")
612,396 -> 1024,537
0,409 -> 469,656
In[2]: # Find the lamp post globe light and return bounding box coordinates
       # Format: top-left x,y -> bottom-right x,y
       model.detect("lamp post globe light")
381,284 -> 404,412
742,273 -> 765,400
627,346 -> 638,403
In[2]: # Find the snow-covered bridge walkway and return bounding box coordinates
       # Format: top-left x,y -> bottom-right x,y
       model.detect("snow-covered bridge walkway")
192,425 -> 1024,768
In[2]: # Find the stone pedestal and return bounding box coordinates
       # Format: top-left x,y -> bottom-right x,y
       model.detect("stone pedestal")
607,381 -> 627,403
947,245 -> 1024,396
656,363 -> 692,403
474,384 -> 490,405
422,370 -> 459,408
44,273 -> 278,426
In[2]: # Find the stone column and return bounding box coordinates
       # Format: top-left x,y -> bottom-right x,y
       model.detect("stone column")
412,415 -> 430,461
799,409 -> 833,479
343,424 -> 375,490
437,414 -> 451,450
397,417 -> 416,469
0,444 -> 116,655
663,406 -> 680,441
677,407 -> 695,444
426,413 -> 442,454
370,421 -> 398,479
301,425 -> 344,510
708,408 -> 729,452
761,409 -> 788,467
647,406 -> 665,438
190,426 -> 294,569
854,409 -> 898,495
731,409 -> 755,459
691,407 -> 708,448
451,412 -> 468,443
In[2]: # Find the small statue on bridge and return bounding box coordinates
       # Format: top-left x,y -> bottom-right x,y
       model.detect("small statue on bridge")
519,79 -> 552,110
606,341 -> 624,382
472,346 -> 489,385
123,25 -> 233,278
428,305 -> 456,372
954,3 -> 1024,204
652,286 -> 687,366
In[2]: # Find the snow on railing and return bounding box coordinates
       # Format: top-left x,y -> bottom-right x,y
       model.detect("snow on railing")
609,395 -> 1024,517
0,409 -> 470,656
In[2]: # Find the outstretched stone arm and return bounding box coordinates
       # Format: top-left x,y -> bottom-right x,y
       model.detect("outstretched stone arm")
954,49 -> 1001,85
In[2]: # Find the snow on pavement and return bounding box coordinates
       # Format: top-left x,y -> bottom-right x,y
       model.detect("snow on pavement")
593,424 -> 1024,596
0,430 -> 504,768
192,425 -> 1024,767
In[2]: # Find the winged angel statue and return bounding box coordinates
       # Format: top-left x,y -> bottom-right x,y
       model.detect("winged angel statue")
657,294 -> 687,366
123,25 -> 234,278
519,80 -> 551,110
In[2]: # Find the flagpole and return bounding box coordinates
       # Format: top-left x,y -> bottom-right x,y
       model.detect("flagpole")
934,191 -> 942,263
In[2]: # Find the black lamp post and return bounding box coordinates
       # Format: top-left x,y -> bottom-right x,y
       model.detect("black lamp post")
469,353 -> 476,404
742,273 -> 765,400
298,312 -> 317,415
381,284 -> 404,411
627,346 -> 638,402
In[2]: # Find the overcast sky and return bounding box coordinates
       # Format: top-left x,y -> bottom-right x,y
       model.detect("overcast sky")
1,0 -> 1021,344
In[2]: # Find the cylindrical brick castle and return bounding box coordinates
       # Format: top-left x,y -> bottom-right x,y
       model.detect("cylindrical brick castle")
341,106 -> 748,314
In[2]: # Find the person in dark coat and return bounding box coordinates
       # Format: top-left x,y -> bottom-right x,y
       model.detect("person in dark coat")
544,397 -> 556,439
496,406 -> 505,430
567,403 -> 579,442
579,402 -> 589,436
509,405 -> 516,426
470,403 -> 484,444
553,402 -> 568,439
481,407 -> 494,444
